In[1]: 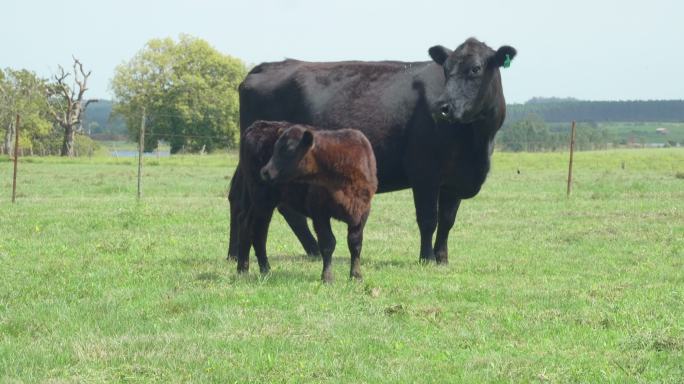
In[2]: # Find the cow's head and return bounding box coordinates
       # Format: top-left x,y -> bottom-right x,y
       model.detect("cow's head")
429,38 -> 516,124
261,125 -> 315,183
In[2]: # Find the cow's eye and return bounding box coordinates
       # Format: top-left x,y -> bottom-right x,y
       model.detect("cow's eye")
471,65 -> 481,75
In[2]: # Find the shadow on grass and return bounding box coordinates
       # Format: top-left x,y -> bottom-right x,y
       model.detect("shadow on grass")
223,252 -> 417,273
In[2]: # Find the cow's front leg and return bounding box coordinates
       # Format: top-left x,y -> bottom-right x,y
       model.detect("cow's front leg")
434,189 -> 461,265
313,217 -> 336,283
412,185 -> 440,262
278,205 -> 321,258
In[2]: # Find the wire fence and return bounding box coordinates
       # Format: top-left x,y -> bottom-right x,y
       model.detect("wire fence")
3,115 -> 682,203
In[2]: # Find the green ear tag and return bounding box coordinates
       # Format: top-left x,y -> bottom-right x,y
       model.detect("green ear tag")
503,54 -> 511,69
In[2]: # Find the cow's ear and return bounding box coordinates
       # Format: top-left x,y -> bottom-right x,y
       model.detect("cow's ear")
428,45 -> 452,66
300,130 -> 314,150
490,45 -> 517,68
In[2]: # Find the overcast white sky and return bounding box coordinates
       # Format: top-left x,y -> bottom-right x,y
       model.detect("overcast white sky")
3,0 -> 682,103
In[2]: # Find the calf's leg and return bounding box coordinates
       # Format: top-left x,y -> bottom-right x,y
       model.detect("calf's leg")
313,217 -> 336,283
347,213 -> 368,280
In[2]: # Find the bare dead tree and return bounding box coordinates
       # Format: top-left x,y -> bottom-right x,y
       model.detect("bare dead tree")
47,57 -> 98,157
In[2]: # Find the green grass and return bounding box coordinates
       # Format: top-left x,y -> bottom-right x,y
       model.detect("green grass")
600,122 -> 684,145
99,140 -> 173,154
1,148 -> 683,383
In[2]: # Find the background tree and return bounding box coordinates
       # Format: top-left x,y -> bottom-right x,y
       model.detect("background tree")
0,68 -> 52,155
111,35 -> 247,153
498,113 -> 551,152
498,113 -> 613,152
46,57 -> 98,157
82,100 -> 127,140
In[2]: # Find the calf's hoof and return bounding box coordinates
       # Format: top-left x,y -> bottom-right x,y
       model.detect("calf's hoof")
227,253 -> 238,262
237,263 -> 249,274
350,270 -> 363,281
259,264 -> 271,275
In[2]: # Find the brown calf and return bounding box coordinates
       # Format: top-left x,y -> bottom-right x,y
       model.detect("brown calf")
237,120 -> 377,282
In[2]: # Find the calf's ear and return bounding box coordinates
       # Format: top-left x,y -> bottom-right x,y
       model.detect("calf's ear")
490,45 -> 517,68
300,130 -> 314,150
428,45 -> 452,66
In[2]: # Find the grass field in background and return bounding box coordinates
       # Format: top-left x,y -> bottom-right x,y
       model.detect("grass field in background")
544,122 -> 684,146
599,122 -> 684,145
1,149 -> 683,382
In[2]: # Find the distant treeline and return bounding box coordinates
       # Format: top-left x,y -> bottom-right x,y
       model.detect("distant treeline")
497,114 -> 612,152
82,100 -> 127,140
507,98 -> 684,123
82,98 -> 684,153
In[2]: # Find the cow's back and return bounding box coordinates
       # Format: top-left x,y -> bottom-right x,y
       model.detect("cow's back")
239,59 -> 444,191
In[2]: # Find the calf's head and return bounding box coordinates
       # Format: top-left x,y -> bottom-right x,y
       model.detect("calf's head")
261,126 -> 315,183
429,37 -> 516,124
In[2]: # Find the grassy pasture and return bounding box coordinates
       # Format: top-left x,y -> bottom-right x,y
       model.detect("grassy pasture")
599,122 -> 684,145
0,148 -> 682,383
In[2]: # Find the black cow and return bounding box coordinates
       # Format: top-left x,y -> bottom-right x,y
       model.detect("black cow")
228,37 -> 516,264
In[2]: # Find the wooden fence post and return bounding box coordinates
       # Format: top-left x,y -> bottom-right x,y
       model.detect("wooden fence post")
567,120 -> 576,197
11,114 -> 20,203
137,108 -> 146,200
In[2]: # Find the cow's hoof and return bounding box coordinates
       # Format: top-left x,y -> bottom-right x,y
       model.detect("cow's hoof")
350,271 -> 363,281
322,271 -> 334,283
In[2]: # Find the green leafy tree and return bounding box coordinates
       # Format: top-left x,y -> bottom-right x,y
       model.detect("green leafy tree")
111,35 -> 247,153
574,121 -> 612,151
499,113 -> 551,152
499,114 -> 613,152
0,69 -> 52,155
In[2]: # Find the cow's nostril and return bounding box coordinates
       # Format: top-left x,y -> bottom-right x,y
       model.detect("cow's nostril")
439,104 -> 450,117
260,168 -> 269,181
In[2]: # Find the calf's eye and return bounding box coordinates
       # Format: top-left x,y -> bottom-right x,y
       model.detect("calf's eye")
471,65 -> 481,75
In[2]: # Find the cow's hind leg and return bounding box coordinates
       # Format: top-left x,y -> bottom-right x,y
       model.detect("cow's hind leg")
227,199 -> 240,261
313,217 -> 336,283
227,167 -> 244,261
236,206 -> 253,274
434,189 -> 461,265
278,205 -> 321,258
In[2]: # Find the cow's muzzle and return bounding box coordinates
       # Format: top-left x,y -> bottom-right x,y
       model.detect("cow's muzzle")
260,165 -> 278,183
434,102 -> 466,123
